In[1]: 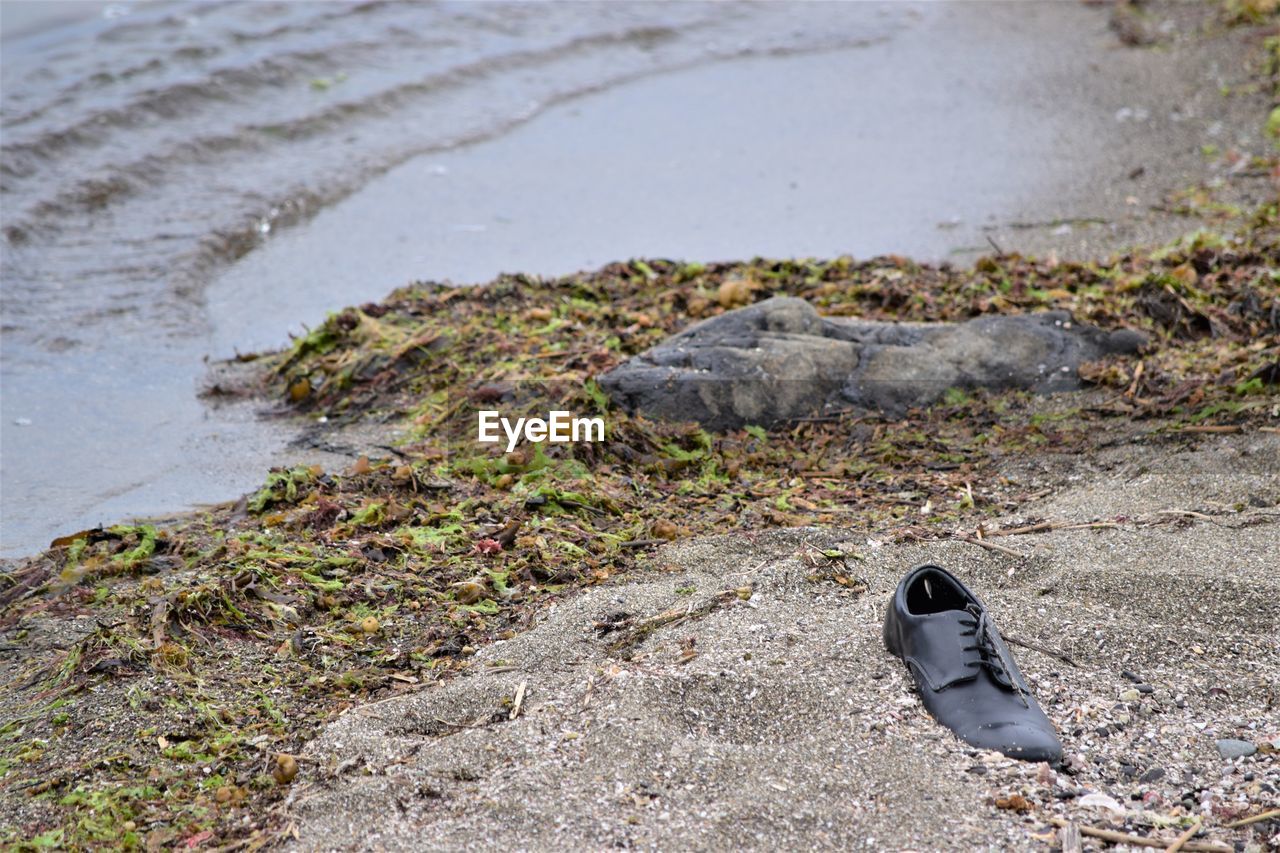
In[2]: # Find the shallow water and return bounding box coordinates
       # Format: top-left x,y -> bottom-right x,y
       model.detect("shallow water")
2,1 -> 1112,556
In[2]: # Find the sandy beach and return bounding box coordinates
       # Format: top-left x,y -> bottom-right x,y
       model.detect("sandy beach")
287,429 -> 1280,851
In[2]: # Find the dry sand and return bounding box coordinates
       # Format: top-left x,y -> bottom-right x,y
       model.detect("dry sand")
282,430 -> 1279,851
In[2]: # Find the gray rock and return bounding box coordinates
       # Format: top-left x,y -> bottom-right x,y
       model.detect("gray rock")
599,297 -> 1146,429
1215,738 -> 1257,759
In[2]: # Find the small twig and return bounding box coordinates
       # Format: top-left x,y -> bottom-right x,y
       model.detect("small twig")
483,665 -> 518,675
1125,361 -> 1145,398
558,498 -> 607,516
344,677 -> 441,717
1045,818 -> 1230,853
987,522 -> 1055,537
959,535 -> 1027,559
618,538 -> 666,549
789,409 -> 856,423
986,520 -> 1119,538
1178,425 -> 1242,434
986,235 -> 1006,257
1165,817 -> 1202,853
1222,809 -> 1280,828
509,681 -> 527,720
1156,509 -> 1216,522
607,597 -> 727,655
1056,521 -> 1121,532
801,505 -> 873,513
527,347 -> 591,360
801,541 -> 852,560
1003,634 -> 1078,668
721,559 -> 771,582
1060,822 -> 1083,853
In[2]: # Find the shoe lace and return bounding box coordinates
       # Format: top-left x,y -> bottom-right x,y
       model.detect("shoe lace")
959,604 -> 1029,708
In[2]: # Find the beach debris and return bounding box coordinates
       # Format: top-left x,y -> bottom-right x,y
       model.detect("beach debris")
995,793 -> 1034,813
650,519 -> 680,540
1046,818 -> 1231,853
273,754 -> 299,785
1077,791 -> 1126,814
599,298 -> 1147,429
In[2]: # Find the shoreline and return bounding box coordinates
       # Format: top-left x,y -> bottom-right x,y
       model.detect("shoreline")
4,0 -> 1279,558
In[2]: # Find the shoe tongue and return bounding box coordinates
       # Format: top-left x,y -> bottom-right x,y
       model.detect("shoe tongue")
907,610 -> 984,691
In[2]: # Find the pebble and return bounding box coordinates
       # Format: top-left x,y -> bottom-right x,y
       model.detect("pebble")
1121,669 -> 1142,683
1119,689 -> 1140,702
1215,738 -> 1257,759
1135,684 -> 1155,694
1139,767 -> 1165,783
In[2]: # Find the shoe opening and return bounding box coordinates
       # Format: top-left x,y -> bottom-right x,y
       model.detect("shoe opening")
905,568 -> 969,615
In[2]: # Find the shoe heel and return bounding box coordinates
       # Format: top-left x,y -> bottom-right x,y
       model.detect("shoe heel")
883,610 -> 902,657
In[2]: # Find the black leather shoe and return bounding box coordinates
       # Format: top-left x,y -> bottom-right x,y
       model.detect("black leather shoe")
883,564 -> 1062,763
